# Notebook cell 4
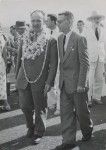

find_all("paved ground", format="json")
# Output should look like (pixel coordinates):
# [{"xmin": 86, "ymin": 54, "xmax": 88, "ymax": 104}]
[{"xmin": 0, "ymin": 91, "xmax": 106, "ymax": 150}]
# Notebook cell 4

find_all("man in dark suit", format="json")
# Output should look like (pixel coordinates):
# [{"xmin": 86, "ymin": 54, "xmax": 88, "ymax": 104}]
[
  {"xmin": 53, "ymin": 11, "xmax": 93, "ymax": 150},
  {"xmin": 16, "ymin": 10, "xmax": 58, "ymax": 141}
]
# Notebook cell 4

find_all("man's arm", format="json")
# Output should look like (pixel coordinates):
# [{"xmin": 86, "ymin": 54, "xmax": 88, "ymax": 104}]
[
  {"xmin": 15, "ymin": 40, "xmax": 23, "ymax": 79},
  {"xmin": 77, "ymin": 36, "xmax": 89, "ymax": 91},
  {"xmin": 44, "ymin": 39, "xmax": 58, "ymax": 94}
]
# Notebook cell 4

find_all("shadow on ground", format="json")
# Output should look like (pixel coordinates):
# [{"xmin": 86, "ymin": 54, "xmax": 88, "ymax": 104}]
[
  {"xmin": 78, "ymin": 129, "xmax": 106, "ymax": 150},
  {"xmin": 0, "ymin": 93, "xmax": 105, "ymax": 150},
  {"xmin": 0, "ymin": 136, "xmax": 37, "ymax": 150}
]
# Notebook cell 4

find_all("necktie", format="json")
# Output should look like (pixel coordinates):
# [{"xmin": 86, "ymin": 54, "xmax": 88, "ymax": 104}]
[
  {"xmin": 63, "ymin": 35, "xmax": 66, "ymax": 55},
  {"xmin": 95, "ymin": 27, "xmax": 99, "ymax": 40},
  {"xmin": 51, "ymin": 30, "xmax": 53, "ymax": 35}
]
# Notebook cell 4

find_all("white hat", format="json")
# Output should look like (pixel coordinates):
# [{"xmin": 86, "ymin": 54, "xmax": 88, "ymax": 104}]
[{"xmin": 87, "ymin": 11, "xmax": 105, "ymax": 22}]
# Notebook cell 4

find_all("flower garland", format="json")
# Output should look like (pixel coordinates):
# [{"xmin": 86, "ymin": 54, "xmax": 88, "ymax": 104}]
[
  {"xmin": 22, "ymin": 29, "xmax": 48, "ymax": 83},
  {"xmin": 22, "ymin": 29, "xmax": 47, "ymax": 60}
]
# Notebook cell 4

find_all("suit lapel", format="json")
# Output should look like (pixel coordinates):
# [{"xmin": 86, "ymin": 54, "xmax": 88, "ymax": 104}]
[{"xmin": 63, "ymin": 32, "xmax": 74, "ymax": 63}]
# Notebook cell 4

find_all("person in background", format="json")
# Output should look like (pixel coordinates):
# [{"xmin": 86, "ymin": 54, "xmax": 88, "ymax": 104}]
[
  {"xmin": 15, "ymin": 21, "xmax": 26, "ymax": 37},
  {"xmin": 14, "ymin": 21, "xmax": 26, "ymax": 63},
  {"xmin": 46, "ymin": 14, "xmax": 60, "ymax": 115},
  {"xmin": 46, "ymin": 14, "xmax": 59, "ymax": 39},
  {"xmin": 10, "ymin": 26, "xmax": 17, "ymax": 37},
  {"xmin": 53, "ymin": 11, "xmax": 93, "ymax": 150},
  {"xmin": 77, "ymin": 20, "xmax": 85, "ymax": 35},
  {"xmin": 7, "ymin": 22, "xmax": 26, "ymax": 71},
  {"xmin": 87, "ymin": 11, "xmax": 106, "ymax": 106},
  {"xmin": 6, "ymin": 26, "xmax": 17, "ymax": 95},
  {"xmin": 15, "ymin": 21, "xmax": 26, "ymax": 70},
  {"xmin": 6, "ymin": 23, "xmax": 25, "ymax": 95},
  {"xmin": 16, "ymin": 10, "xmax": 58, "ymax": 143},
  {"xmin": 0, "ymin": 26, "xmax": 11, "ymax": 111}
]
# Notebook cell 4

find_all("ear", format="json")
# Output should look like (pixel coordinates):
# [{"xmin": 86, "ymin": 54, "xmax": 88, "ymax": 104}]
[{"xmin": 69, "ymin": 19, "xmax": 73, "ymax": 26}]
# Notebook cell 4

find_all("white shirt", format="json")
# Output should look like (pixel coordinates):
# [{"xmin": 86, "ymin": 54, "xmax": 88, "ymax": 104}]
[
  {"xmin": 64, "ymin": 30, "xmax": 73, "ymax": 51},
  {"xmin": 86, "ymin": 25, "xmax": 106, "ymax": 62},
  {"xmin": 46, "ymin": 27, "xmax": 59, "ymax": 40},
  {"xmin": 76, "ymin": 28, "xmax": 87, "ymax": 38}
]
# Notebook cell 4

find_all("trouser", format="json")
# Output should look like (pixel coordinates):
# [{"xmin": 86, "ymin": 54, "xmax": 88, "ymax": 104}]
[
  {"xmin": 88, "ymin": 59, "xmax": 104, "ymax": 101},
  {"xmin": 60, "ymin": 85, "xmax": 93, "ymax": 144},
  {"xmin": 7, "ymin": 83, "xmax": 10, "ymax": 96},
  {"xmin": 47, "ymin": 70, "xmax": 60, "ymax": 110},
  {"xmin": 18, "ymin": 84, "xmax": 46, "ymax": 136},
  {"xmin": 54, "ymin": 71, "xmax": 60, "ymax": 111}
]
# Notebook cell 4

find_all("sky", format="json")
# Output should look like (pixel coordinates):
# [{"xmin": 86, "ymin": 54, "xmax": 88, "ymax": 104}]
[{"xmin": 0, "ymin": 0, "xmax": 106, "ymax": 27}]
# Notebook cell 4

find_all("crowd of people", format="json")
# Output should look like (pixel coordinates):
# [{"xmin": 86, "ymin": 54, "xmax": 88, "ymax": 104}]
[{"xmin": 0, "ymin": 9, "xmax": 106, "ymax": 149}]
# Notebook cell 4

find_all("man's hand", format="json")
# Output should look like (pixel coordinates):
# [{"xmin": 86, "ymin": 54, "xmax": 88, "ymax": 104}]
[
  {"xmin": 44, "ymin": 84, "xmax": 51, "ymax": 97},
  {"xmin": 77, "ymin": 86, "xmax": 85, "ymax": 93}
]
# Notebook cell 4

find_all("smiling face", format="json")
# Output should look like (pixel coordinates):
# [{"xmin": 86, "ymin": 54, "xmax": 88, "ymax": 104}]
[{"xmin": 31, "ymin": 12, "xmax": 44, "ymax": 32}]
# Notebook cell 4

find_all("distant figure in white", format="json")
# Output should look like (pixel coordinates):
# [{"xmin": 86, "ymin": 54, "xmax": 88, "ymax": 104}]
[
  {"xmin": 46, "ymin": 14, "xmax": 60, "ymax": 115},
  {"xmin": 77, "ymin": 20, "xmax": 85, "ymax": 36},
  {"xmin": 87, "ymin": 11, "xmax": 106, "ymax": 106}
]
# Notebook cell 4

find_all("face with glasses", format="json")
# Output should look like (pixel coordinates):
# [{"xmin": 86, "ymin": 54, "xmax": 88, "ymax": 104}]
[
  {"xmin": 30, "ymin": 12, "xmax": 44, "ymax": 31},
  {"xmin": 57, "ymin": 14, "xmax": 73, "ymax": 33}
]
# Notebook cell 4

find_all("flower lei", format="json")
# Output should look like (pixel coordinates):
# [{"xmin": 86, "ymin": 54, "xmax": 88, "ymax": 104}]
[
  {"xmin": 22, "ymin": 30, "xmax": 47, "ymax": 60},
  {"xmin": 22, "ymin": 29, "xmax": 48, "ymax": 83}
]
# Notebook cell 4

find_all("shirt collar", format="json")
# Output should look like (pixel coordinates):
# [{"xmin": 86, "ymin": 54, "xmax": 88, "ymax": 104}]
[{"xmin": 65, "ymin": 30, "xmax": 73, "ymax": 38}]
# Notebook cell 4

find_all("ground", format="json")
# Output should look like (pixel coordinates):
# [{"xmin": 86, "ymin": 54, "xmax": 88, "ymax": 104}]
[{"xmin": 0, "ymin": 91, "xmax": 106, "ymax": 150}]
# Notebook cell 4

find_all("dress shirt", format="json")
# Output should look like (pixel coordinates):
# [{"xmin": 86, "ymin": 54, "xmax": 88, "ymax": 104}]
[
  {"xmin": 47, "ymin": 27, "xmax": 59, "ymax": 40},
  {"xmin": 64, "ymin": 30, "xmax": 73, "ymax": 51}
]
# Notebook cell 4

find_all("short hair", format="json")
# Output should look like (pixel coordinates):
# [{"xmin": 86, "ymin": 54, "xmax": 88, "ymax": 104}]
[
  {"xmin": 58, "ymin": 11, "xmax": 74, "ymax": 21},
  {"xmin": 47, "ymin": 14, "xmax": 57, "ymax": 24},
  {"xmin": 77, "ymin": 20, "xmax": 84, "ymax": 25},
  {"xmin": 10, "ymin": 25, "xmax": 15, "ymax": 29},
  {"xmin": 30, "ymin": 10, "xmax": 45, "ymax": 19}
]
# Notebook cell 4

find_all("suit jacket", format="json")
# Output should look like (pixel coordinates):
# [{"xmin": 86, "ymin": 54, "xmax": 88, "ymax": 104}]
[
  {"xmin": 86, "ymin": 26, "xmax": 106, "ymax": 62},
  {"xmin": 16, "ymin": 38, "xmax": 58, "ymax": 90},
  {"xmin": 58, "ymin": 31, "xmax": 89, "ymax": 94}
]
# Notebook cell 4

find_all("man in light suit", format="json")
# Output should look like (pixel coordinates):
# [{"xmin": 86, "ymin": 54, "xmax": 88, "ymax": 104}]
[
  {"xmin": 87, "ymin": 11, "xmax": 106, "ymax": 106},
  {"xmin": 53, "ymin": 11, "xmax": 93, "ymax": 150},
  {"xmin": 16, "ymin": 10, "xmax": 58, "ymax": 142}
]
